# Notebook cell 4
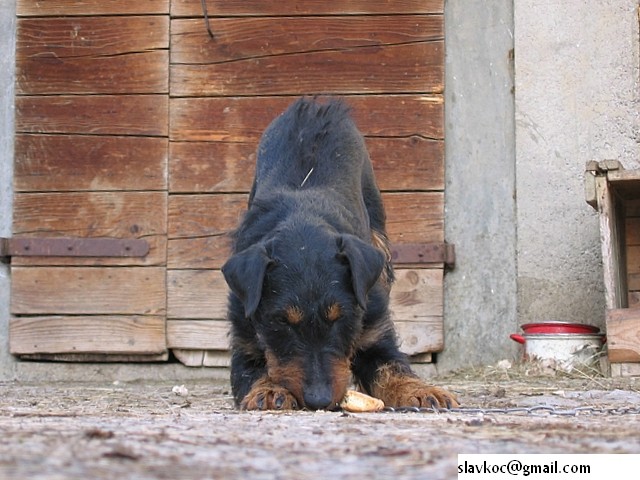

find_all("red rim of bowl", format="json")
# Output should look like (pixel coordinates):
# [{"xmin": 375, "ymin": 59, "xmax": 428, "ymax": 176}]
[{"xmin": 520, "ymin": 322, "xmax": 600, "ymax": 334}]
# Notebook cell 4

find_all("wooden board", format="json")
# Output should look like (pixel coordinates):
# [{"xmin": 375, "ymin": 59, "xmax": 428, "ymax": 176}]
[
  {"xmin": 10, "ymin": 316, "xmax": 166, "ymax": 355},
  {"xmin": 171, "ymin": 42, "xmax": 442, "ymax": 97},
  {"xmin": 168, "ymin": 137, "xmax": 443, "ymax": 193},
  {"xmin": 16, "ymin": 17, "xmax": 168, "ymax": 95},
  {"xmin": 14, "ymin": 135, "xmax": 168, "ymax": 192},
  {"xmin": 167, "ymin": 269, "xmax": 229, "ymax": 319},
  {"xmin": 172, "ymin": 0, "xmax": 444, "ymax": 16},
  {"xmin": 167, "ymin": 320, "xmax": 231, "ymax": 350},
  {"xmin": 606, "ymin": 308, "xmax": 640, "ymax": 363},
  {"xmin": 17, "ymin": 0, "xmax": 170, "ymax": 16},
  {"xmin": 167, "ymin": 193, "xmax": 442, "ymax": 269},
  {"xmin": 15, "ymin": 95, "xmax": 168, "ymax": 137},
  {"xmin": 390, "ymin": 269, "xmax": 443, "ymax": 319},
  {"xmin": 12, "ymin": 192, "xmax": 166, "ymax": 266},
  {"xmin": 595, "ymin": 176, "xmax": 627, "ymax": 309},
  {"xmin": 170, "ymin": 95, "xmax": 443, "ymax": 142},
  {"xmin": 11, "ymin": 267, "xmax": 166, "ymax": 315},
  {"xmin": 171, "ymin": 16, "xmax": 443, "ymax": 65}
]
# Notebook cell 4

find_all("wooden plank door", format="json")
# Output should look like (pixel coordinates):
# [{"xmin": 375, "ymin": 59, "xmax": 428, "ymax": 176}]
[
  {"xmin": 166, "ymin": 1, "xmax": 446, "ymax": 366},
  {"xmin": 10, "ymin": 1, "xmax": 170, "ymax": 361}
]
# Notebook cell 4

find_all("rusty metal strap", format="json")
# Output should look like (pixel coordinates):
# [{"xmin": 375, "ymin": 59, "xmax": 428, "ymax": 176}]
[
  {"xmin": 0, "ymin": 237, "xmax": 149, "ymax": 259},
  {"xmin": 391, "ymin": 243, "xmax": 455, "ymax": 268}
]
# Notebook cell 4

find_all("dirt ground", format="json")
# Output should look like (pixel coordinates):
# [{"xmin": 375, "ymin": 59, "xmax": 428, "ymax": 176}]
[{"xmin": 1, "ymin": 365, "xmax": 640, "ymax": 480}]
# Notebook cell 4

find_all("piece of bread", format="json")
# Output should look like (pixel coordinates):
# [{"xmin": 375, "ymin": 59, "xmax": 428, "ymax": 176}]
[{"xmin": 340, "ymin": 390, "xmax": 384, "ymax": 412}]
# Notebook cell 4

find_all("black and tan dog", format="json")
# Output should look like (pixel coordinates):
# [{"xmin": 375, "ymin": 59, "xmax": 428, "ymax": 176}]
[{"xmin": 222, "ymin": 97, "xmax": 458, "ymax": 410}]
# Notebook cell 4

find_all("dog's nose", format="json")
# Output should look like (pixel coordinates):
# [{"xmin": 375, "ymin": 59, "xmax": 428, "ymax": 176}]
[{"xmin": 303, "ymin": 386, "xmax": 333, "ymax": 410}]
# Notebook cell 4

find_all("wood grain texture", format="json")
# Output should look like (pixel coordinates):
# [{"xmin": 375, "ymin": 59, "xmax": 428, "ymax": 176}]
[
  {"xmin": 168, "ymin": 269, "xmax": 229, "ymax": 319},
  {"xmin": 384, "ymin": 192, "xmax": 444, "ymax": 244},
  {"xmin": 16, "ymin": 95, "xmax": 168, "ymax": 137},
  {"xmin": 167, "ymin": 320, "xmax": 230, "ymax": 350},
  {"xmin": 169, "ymin": 137, "xmax": 443, "ymax": 193},
  {"xmin": 16, "ymin": 17, "xmax": 168, "ymax": 95},
  {"xmin": 14, "ymin": 134, "xmax": 168, "ymax": 192},
  {"xmin": 170, "ymin": 95, "xmax": 443, "ymax": 142},
  {"xmin": 171, "ymin": 44, "xmax": 442, "ymax": 96},
  {"xmin": 12, "ymin": 191, "xmax": 166, "ymax": 266},
  {"xmin": 390, "ymin": 269, "xmax": 442, "ymax": 319},
  {"xmin": 606, "ymin": 308, "xmax": 640, "ymax": 363},
  {"xmin": 10, "ymin": 316, "xmax": 166, "ymax": 355},
  {"xmin": 171, "ymin": 0, "xmax": 444, "ymax": 16},
  {"xmin": 17, "ymin": 0, "xmax": 169, "ymax": 16},
  {"xmin": 11, "ymin": 267, "xmax": 166, "ymax": 315},
  {"xmin": 171, "ymin": 16, "xmax": 443, "ymax": 65}
]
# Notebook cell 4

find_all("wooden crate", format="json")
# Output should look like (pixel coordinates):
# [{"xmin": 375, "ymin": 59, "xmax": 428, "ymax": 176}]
[{"xmin": 585, "ymin": 160, "xmax": 640, "ymax": 376}]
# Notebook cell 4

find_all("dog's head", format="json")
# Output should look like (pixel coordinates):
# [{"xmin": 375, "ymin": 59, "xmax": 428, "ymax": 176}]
[{"xmin": 222, "ymin": 226, "xmax": 385, "ymax": 410}]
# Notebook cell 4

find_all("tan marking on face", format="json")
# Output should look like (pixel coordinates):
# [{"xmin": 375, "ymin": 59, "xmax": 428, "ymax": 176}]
[
  {"xmin": 326, "ymin": 303, "xmax": 341, "ymax": 322},
  {"xmin": 285, "ymin": 305, "xmax": 304, "ymax": 324},
  {"xmin": 330, "ymin": 357, "xmax": 353, "ymax": 406}
]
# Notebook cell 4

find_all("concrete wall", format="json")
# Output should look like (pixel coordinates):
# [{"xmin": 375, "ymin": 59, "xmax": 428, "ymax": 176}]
[
  {"xmin": 440, "ymin": 1, "xmax": 518, "ymax": 370},
  {"xmin": 0, "ymin": 0, "xmax": 16, "ymax": 381},
  {"xmin": 513, "ymin": 0, "xmax": 640, "ymax": 335},
  {"xmin": 1, "ymin": 0, "xmax": 639, "ymax": 379}
]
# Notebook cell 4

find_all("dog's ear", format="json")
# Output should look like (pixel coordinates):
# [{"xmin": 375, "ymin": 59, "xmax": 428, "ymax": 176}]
[
  {"xmin": 337, "ymin": 234, "xmax": 385, "ymax": 309},
  {"xmin": 222, "ymin": 244, "xmax": 272, "ymax": 318}
]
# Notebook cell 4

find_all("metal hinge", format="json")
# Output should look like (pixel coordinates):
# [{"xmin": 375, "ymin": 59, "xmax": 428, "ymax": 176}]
[
  {"xmin": 391, "ymin": 243, "xmax": 455, "ymax": 268},
  {"xmin": 0, "ymin": 237, "xmax": 149, "ymax": 263}
]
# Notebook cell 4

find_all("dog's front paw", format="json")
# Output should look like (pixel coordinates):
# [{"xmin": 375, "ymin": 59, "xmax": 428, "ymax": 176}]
[
  {"xmin": 374, "ymin": 373, "xmax": 459, "ymax": 409},
  {"xmin": 394, "ymin": 382, "xmax": 459, "ymax": 409},
  {"xmin": 240, "ymin": 382, "xmax": 300, "ymax": 411}
]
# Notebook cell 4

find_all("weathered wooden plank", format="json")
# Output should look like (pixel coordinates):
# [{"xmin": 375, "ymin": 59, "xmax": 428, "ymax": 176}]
[
  {"xmin": 170, "ymin": 95, "xmax": 443, "ymax": 142},
  {"xmin": 17, "ymin": 17, "xmax": 168, "ymax": 94},
  {"xmin": 595, "ymin": 176, "xmax": 627, "ymax": 309},
  {"xmin": 168, "ymin": 269, "xmax": 229, "ymax": 319},
  {"xmin": 17, "ymin": 17, "xmax": 168, "ymax": 58},
  {"xmin": 15, "ymin": 352, "xmax": 169, "ymax": 362},
  {"xmin": 626, "ymin": 217, "xmax": 640, "ymax": 246},
  {"xmin": 17, "ymin": 0, "xmax": 169, "ymax": 16},
  {"xmin": 18, "ymin": 51, "xmax": 168, "ymax": 95},
  {"xmin": 169, "ymin": 138, "xmax": 443, "ymax": 193},
  {"xmin": 395, "ymin": 320, "xmax": 443, "ymax": 354},
  {"xmin": 178, "ymin": 51, "xmax": 440, "ymax": 95},
  {"xmin": 390, "ymin": 269, "xmax": 442, "ymax": 319},
  {"xmin": 12, "ymin": 191, "xmax": 166, "ymax": 266},
  {"xmin": 168, "ymin": 194, "xmax": 247, "ymax": 239},
  {"xmin": 172, "ymin": 349, "xmax": 205, "ymax": 367},
  {"xmin": 610, "ymin": 362, "xmax": 640, "ymax": 377},
  {"xmin": 167, "ymin": 320, "xmax": 230, "ymax": 350},
  {"xmin": 11, "ymin": 267, "xmax": 166, "ymax": 315},
  {"xmin": 384, "ymin": 192, "xmax": 443, "ymax": 244},
  {"xmin": 15, "ymin": 134, "xmax": 168, "ymax": 192},
  {"xmin": 171, "ymin": 43, "xmax": 442, "ymax": 97},
  {"xmin": 171, "ymin": 16, "xmax": 443, "ymax": 65},
  {"xmin": 606, "ymin": 308, "xmax": 640, "ymax": 363},
  {"xmin": 9, "ymin": 316, "xmax": 166, "ymax": 355},
  {"xmin": 167, "ymin": 193, "xmax": 442, "ymax": 269},
  {"xmin": 168, "ymin": 237, "xmax": 232, "ymax": 270},
  {"xmin": 172, "ymin": 0, "xmax": 444, "ymax": 16},
  {"xmin": 16, "ymin": 95, "xmax": 168, "ymax": 137},
  {"xmin": 169, "ymin": 142, "xmax": 256, "ymax": 193}
]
